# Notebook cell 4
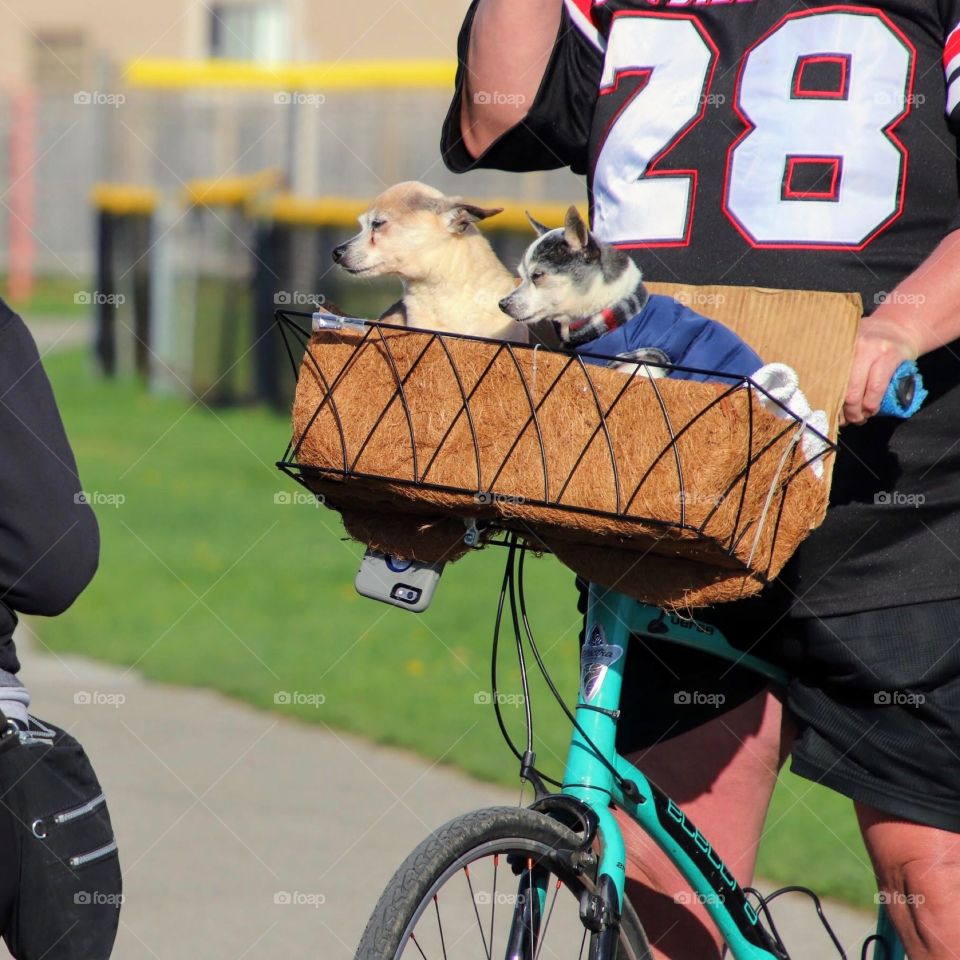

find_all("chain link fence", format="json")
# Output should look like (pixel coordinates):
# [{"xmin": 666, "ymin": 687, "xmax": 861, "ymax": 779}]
[{"xmin": 1, "ymin": 83, "xmax": 582, "ymax": 280}]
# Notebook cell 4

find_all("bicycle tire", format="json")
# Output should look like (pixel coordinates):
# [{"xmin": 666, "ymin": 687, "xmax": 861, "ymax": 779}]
[{"xmin": 354, "ymin": 805, "xmax": 652, "ymax": 960}]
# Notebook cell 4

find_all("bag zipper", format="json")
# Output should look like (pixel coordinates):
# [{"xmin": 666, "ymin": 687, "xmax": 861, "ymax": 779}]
[
  {"xmin": 17, "ymin": 716, "xmax": 56, "ymax": 746},
  {"xmin": 55, "ymin": 792, "xmax": 106, "ymax": 825},
  {"xmin": 69, "ymin": 839, "xmax": 118, "ymax": 868},
  {"xmin": 33, "ymin": 793, "xmax": 108, "ymax": 838}
]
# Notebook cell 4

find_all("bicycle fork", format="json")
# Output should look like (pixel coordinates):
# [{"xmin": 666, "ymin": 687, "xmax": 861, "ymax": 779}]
[
  {"xmin": 501, "ymin": 861, "xmax": 619, "ymax": 960},
  {"xmin": 503, "ymin": 862, "xmax": 546, "ymax": 959}
]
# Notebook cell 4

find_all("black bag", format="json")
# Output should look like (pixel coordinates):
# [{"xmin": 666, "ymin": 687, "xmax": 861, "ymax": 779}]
[{"xmin": 0, "ymin": 715, "xmax": 122, "ymax": 959}]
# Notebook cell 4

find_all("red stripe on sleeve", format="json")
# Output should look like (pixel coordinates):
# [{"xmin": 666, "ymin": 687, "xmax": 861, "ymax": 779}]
[
  {"xmin": 568, "ymin": 0, "xmax": 598, "ymax": 28},
  {"xmin": 944, "ymin": 27, "xmax": 960, "ymax": 70}
]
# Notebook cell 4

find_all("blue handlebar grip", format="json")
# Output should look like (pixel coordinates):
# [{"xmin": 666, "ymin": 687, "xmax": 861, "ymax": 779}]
[{"xmin": 878, "ymin": 360, "xmax": 927, "ymax": 418}]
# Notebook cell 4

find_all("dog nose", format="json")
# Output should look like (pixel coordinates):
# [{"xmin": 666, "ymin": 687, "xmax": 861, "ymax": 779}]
[
  {"xmin": 498, "ymin": 296, "xmax": 511, "ymax": 313},
  {"xmin": 331, "ymin": 244, "xmax": 345, "ymax": 264}
]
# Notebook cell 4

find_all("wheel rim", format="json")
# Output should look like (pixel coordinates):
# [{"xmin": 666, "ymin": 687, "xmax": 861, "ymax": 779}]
[{"xmin": 394, "ymin": 836, "xmax": 621, "ymax": 960}]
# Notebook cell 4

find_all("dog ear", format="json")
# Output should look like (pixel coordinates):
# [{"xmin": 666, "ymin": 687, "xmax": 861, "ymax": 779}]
[
  {"xmin": 563, "ymin": 205, "xmax": 590, "ymax": 251},
  {"xmin": 444, "ymin": 203, "xmax": 504, "ymax": 234},
  {"xmin": 525, "ymin": 211, "xmax": 551, "ymax": 236}
]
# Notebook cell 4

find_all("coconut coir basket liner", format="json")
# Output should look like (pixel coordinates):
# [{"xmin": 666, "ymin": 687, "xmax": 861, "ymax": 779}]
[{"xmin": 285, "ymin": 315, "xmax": 832, "ymax": 609}]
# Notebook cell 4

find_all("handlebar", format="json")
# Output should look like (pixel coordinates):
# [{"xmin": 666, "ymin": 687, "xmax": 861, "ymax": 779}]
[{"xmin": 879, "ymin": 360, "xmax": 926, "ymax": 418}]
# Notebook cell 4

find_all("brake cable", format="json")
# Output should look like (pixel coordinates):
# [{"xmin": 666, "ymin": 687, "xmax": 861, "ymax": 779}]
[{"xmin": 491, "ymin": 534, "xmax": 639, "ymax": 799}]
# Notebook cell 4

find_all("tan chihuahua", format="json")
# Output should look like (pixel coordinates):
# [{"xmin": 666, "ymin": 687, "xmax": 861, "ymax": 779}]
[{"xmin": 331, "ymin": 182, "xmax": 527, "ymax": 343}]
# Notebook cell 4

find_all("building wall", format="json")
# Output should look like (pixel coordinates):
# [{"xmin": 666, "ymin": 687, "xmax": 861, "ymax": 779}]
[
  {"xmin": 301, "ymin": 3, "xmax": 470, "ymax": 62},
  {"xmin": 0, "ymin": 1, "xmax": 472, "ymax": 92},
  {"xmin": 0, "ymin": 0, "xmax": 579, "ymax": 278},
  {"xmin": 0, "ymin": 3, "xmax": 190, "ymax": 91}
]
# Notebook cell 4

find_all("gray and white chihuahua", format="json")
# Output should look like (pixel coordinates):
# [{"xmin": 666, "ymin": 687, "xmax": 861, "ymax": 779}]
[{"xmin": 499, "ymin": 206, "xmax": 667, "ymax": 372}]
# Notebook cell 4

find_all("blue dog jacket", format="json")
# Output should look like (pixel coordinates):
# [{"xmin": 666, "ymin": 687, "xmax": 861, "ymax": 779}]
[{"xmin": 573, "ymin": 293, "xmax": 763, "ymax": 382}]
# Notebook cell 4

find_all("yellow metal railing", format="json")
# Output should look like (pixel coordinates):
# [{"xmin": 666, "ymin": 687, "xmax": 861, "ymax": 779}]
[
  {"xmin": 261, "ymin": 194, "xmax": 581, "ymax": 232},
  {"xmin": 123, "ymin": 58, "xmax": 457, "ymax": 91},
  {"xmin": 182, "ymin": 169, "xmax": 284, "ymax": 208},
  {"xmin": 91, "ymin": 184, "xmax": 160, "ymax": 216},
  {"xmin": 91, "ymin": 179, "xmax": 583, "ymax": 235}
]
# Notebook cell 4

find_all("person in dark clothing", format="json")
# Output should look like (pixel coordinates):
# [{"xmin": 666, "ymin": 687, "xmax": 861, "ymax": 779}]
[
  {"xmin": 0, "ymin": 300, "xmax": 100, "ymax": 722},
  {"xmin": 0, "ymin": 299, "xmax": 121, "ymax": 959}
]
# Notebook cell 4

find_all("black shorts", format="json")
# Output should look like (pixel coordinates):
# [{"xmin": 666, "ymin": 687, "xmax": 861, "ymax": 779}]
[{"xmin": 584, "ymin": 581, "xmax": 960, "ymax": 833}]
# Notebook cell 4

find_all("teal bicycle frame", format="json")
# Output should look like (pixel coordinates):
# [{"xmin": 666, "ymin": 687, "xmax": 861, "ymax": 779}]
[{"xmin": 555, "ymin": 581, "xmax": 905, "ymax": 960}]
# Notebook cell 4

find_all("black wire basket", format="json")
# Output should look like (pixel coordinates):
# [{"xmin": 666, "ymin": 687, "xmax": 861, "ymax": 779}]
[{"xmin": 275, "ymin": 309, "xmax": 834, "ymax": 608}]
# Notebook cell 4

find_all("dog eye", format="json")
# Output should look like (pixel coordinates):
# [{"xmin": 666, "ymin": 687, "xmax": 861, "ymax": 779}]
[
  {"xmin": 370, "ymin": 218, "xmax": 387, "ymax": 231},
  {"xmin": 530, "ymin": 270, "xmax": 545, "ymax": 284}
]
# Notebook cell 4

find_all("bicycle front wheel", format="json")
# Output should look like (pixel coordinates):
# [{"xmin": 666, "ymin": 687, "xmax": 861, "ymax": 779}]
[{"xmin": 355, "ymin": 805, "xmax": 651, "ymax": 960}]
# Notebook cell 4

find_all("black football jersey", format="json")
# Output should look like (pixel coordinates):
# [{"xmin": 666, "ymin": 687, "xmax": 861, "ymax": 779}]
[{"xmin": 442, "ymin": 0, "xmax": 960, "ymax": 616}]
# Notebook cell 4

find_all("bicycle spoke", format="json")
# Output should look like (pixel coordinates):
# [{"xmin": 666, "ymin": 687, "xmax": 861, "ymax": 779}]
[
  {"xmin": 579, "ymin": 926, "xmax": 587, "ymax": 960},
  {"xmin": 534, "ymin": 879, "xmax": 563, "ymax": 960},
  {"xmin": 490, "ymin": 853, "xmax": 499, "ymax": 960},
  {"xmin": 408, "ymin": 932, "xmax": 429, "ymax": 960},
  {"xmin": 433, "ymin": 895, "xmax": 448, "ymax": 960},
  {"xmin": 462, "ymin": 865, "xmax": 491, "ymax": 959}
]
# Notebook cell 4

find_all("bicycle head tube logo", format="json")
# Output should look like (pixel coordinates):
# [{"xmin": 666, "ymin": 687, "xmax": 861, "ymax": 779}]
[
  {"xmin": 581, "ymin": 662, "xmax": 607, "ymax": 703},
  {"xmin": 580, "ymin": 623, "xmax": 623, "ymax": 703}
]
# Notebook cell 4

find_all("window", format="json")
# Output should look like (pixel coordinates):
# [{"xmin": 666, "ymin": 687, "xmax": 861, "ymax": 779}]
[{"xmin": 209, "ymin": 3, "xmax": 290, "ymax": 62}]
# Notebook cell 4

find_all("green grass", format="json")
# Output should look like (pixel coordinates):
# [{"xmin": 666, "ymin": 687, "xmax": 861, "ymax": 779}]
[
  {"xmin": 2, "ymin": 275, "xmax": 91, "ymax": 317},
  {"xmin": 37, "ymin": 349, "xmax": 875, "ymax": 908},
  {"xmin": 762, "ymin": 778, "xmax": 874, "ymax": 907},
  {"xmin": 188, "ymin": 277, "xmax": 257, "ymax": 403}
]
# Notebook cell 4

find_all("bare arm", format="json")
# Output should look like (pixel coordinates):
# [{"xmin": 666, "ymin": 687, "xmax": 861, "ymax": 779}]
[
  {"xmin": 460, "ymin": 0, "xmax": 564, "ymax": 159},
  {"xmin": 844, "ymin": 230, "xmax": 960, "ymax": 423}
]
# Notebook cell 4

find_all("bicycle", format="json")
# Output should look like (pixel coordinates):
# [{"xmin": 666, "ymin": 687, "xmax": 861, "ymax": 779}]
[
  {"xmin": 274, "ymin": 307, "xmax": 920, "ymax": 960},
  {"xmin": 353, "ymin": 543, "xmax": 906, "ymax": 960}
]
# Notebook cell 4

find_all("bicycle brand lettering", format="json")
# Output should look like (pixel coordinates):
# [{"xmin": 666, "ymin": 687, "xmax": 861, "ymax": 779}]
[
  {"xmin": 667, "ymin": 612, "xmax": 715, "ymax": 635},
  {"xmin": 664, "ymin": 798, "xmax": 760, "ymax": 926}
]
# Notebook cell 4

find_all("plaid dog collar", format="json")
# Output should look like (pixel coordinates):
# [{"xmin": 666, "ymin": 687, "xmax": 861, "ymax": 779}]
[{"xmin": 562, "ymin": 281, "xmax": 649, "ymax": 348}]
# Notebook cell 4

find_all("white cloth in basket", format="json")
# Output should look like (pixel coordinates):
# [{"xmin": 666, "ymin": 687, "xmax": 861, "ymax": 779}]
[{"xmin": 751, "ymin": 363, "xmax": 830, "ymax": 479}]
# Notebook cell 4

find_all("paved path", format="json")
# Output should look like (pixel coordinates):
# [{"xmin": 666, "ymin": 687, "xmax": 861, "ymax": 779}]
[
  {"xmin": 4, "ymin": 624, "xmax": 874, "ymax": 960},
  {"xmin": 27, "ymin": 315, "xmax": 92, "ymax": 354}
]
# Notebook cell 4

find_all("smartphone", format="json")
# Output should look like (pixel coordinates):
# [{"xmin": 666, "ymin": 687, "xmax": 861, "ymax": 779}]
[{"xmin": 355, "ymin": 549, "xmax": 444, "ymax": 613}]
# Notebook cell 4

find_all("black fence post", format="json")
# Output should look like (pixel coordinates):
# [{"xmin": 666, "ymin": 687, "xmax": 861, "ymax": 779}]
[
  {"xmin": 94, "ymin": 210, "xmax": 115, "ymax": 376},
  {"xmin": 253, "ymin": 220, "xmax": 292, "ymax": 410},
  {"xmin": 132, "ymin": 214, "xmax": 152, "ymax": 378}
]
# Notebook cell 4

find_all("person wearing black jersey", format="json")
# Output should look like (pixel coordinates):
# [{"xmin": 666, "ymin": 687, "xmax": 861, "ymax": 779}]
[{"xmin": 443, "ymin": 2, "xmax": 960, "ymax": 957}]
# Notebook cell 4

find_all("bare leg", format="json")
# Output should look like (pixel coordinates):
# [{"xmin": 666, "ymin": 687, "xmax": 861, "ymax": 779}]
[
  {"xmin": 857, "ymin": 804, "xmax": 960, "ymax": 960},
  {"xmin": 615, "ymin": 689, "xmax": 793, "ymax": 960}
]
